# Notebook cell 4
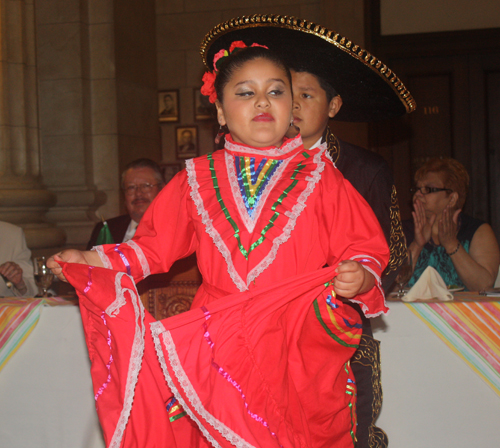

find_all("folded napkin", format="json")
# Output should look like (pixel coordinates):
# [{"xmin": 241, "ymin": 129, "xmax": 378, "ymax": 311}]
[{"xmin": 402, "ymin": 266, "xmax": 454, "ymax": 302}]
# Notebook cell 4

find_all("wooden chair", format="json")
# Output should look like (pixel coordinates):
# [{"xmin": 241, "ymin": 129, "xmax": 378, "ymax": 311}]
[{"xmin": 138, "ymin": 254, "xmax": 201, "ymax": 320}]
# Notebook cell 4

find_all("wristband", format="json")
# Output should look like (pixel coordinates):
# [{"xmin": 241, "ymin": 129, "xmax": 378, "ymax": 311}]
[{"xmin": 446, "ymin": 242, "xmax": 461, "ymax": 256}]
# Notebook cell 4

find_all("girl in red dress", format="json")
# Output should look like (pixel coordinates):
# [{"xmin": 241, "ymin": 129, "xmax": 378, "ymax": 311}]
[{"xmin": 49, "ymin": 43, "xmax": 389, "ymax": 448}]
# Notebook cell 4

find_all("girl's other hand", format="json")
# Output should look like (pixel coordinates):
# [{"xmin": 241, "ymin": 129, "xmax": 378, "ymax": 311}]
[{"xmin": 333, "ymin": 260, "xmax": 373, "ymax": 299}]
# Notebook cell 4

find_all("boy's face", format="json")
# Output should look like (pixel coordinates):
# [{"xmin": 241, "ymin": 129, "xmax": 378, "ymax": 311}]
[{"xmin": 291, "ymin": 71, "xmax": 342, "ymax": 149}]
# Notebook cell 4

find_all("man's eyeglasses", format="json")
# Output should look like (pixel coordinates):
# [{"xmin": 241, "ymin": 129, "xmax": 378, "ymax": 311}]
[
  {"xmin": 410, "ymin": 186, "xmax": 453, "ymax": 195},
  {"xmin": 123, "ymin": 183, "xmax": 161, "ymax": 196}
]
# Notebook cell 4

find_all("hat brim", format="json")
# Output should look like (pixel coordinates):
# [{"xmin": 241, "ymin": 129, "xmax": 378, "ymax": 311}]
[{"xmin": 201, "ymin": 15, "xmax": 416, "ymax": 122}]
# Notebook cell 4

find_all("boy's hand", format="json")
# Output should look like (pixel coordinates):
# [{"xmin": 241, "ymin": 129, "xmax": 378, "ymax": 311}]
[{"xmin": 333, "ymin": 260, "xmax": 374, "ymax": 299}]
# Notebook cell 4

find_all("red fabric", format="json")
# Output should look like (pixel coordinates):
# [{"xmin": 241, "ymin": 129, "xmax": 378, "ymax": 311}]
[
  {"xmin": 76, "ymin": 136, "xmax": 390, "ymax": 447},
  {"xmin": 66, "ymin": 262, "xmax": 361, "ymax": 448},
  {"xmin": 99, "ymin": 137, "xmax": 389, "ymax": 316}
]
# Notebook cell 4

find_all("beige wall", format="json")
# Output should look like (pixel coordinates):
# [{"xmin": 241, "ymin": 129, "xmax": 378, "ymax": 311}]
[
  {"xmin": 32, "ymin": 0, "xmax": 159, "ymax": 250},
  {"xmin": 381, "ymin": 0, "xmax": 500, "ymax": 35},
  {"xmin": 155, "ymin": 0, "xmax": 372, "ymax": 158},
  {"xmin": 6, "ymin": 0, "xmax": 495, "ymax": 253}
]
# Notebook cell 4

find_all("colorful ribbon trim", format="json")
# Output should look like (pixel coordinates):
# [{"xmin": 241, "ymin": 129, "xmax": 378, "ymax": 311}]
[
  {"xmin": 114, "ymin": 244, "xmax": 131, "ymax": 276},
  {"xmin": 235, "ymin": 156, "xmax": 282, "ymax": 217},
  {"xmin": 208, "ymin": 153, "xmax": 304, "ymax": 260}
]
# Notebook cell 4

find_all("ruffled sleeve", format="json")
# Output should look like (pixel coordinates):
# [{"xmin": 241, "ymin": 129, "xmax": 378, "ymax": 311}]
[{"xmin": 320, "ymin": 159, "xmax": 390, "ymax": 317}]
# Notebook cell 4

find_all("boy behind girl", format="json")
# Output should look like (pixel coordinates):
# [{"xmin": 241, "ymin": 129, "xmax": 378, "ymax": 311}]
[{"xmin": 290, "ymin": 65, "xmax": 404, "ymax": 448}]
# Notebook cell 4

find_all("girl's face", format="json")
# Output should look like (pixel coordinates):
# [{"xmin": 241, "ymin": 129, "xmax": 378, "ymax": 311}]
[{"xmin": 215, "ymin": 58, "xmax": 293, "ymax": 148}]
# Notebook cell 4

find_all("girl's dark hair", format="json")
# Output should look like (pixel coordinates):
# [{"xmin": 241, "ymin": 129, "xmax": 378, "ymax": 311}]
[{"xmin": 214, "ymin": 46, "xmax": 292, "ymax": 103}]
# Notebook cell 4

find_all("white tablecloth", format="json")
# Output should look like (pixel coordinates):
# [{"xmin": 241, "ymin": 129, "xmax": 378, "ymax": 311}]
[
  {"xmin": 3, "ymin": 300, "xmax": 499, "ymax": 447},
  {"xmin": 0, "ymin": 305, "xmax": 105, "ymax": 448},
  {"xmin": 373, "ymin": 301, "xmax": 500, "ymax": 447}
]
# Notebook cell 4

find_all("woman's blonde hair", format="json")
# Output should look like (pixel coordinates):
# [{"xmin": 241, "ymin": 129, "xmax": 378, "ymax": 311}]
[{"xmin": 415, "ymin": 157, "xmax": 469, "ymax": 209}]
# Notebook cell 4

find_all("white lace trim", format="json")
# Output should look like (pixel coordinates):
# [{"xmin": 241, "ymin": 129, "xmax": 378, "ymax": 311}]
[
  {"xmin": 105, "ymin": 272, "xmax": 127, "ymax": 317},
  {"xmin": 122, "ymin": 240, "xmax": 150, "ymax": 279},
  {"xmin": 348, "ymin": 254, "xmax": 388, "ymax": 317},
  {"xmin": 225, "ymin": 150, "xmax": 291, "ymax": 233},
  {"xmin": 225, "ymin": 135, "xmax": 302, "ymax": 158},
  {"xmin": 151, "ymin": 322, "xmax": 256, "ymax": 448},
  {"xmin": 246, "ymin": 148, "xmax": 325, "ymax": 286},
  {"xmin": 108, "ymin": 273, "xmax": 145, "ymax": 448},
  {"xmin": 349, "ymin": 293, "xmax": 388, "ymax": 318},
  {"xmin": 94, "ymin": 246, "xmax": 112, "ymax": 269},
  {"xmin": 186, "ymin": 158, "xmax": 247, "ymax": 292}
]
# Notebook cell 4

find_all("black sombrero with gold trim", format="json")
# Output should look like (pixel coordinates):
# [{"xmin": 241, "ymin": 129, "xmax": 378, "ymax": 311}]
[{"xmin": 200, "ymin": 14, "xmax": 416, "ymax": 122}]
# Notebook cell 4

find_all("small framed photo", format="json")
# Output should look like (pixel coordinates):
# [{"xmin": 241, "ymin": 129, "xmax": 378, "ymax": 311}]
[
  {"xmin": 194, "ymin": 88, "xmax": 216, "ymax": 120},
  {"xmin": 158, "ymin": 90, "xmax": 179, "ymax": 122},
  {"xmin": 176, "ymin": 126, "xmax": 198, "ymax": 159},
  {"xmin": 160, "ymin": 162, "xmax": 182, "ymax": 184}
]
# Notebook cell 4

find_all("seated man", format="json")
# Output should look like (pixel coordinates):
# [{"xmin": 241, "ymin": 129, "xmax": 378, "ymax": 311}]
[
  {"xmin": 87, "ymin": 158, "xmax": 164, "ymax": 249},
  {"xmin": 0, "ymin": 221, "xmax": 38, "ymax": 297}
]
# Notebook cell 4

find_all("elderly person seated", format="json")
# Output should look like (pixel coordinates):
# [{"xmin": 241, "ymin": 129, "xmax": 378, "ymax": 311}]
[
  {"xmin": 404, "ymin": 157, "xmax": 499, "ymax": 291},
  {"xmin": 0, "ymin": 221, "xmax": 38, "ymax": 297}
]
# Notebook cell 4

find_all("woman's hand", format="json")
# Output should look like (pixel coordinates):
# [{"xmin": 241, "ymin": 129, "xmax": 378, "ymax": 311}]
[
  {"xmin": 412, "ymin": 200, "xmax": 435, "ymax": 248},
  {"xmin": 47, "ymin": 249, "xmax": 102, "ymax": 282},
  {"xmin": 438, "ymin": 205, "xmax": 460, "ymax": 253},
  {"xmin": 333, "ymin": 260, "xmax": 375, "ymax": 298}
]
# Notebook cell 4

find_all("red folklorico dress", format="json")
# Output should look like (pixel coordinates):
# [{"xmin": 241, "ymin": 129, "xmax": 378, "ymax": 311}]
[{"xmin": 65, "ymin": 134, "xmax": 389, "ymax": 448}]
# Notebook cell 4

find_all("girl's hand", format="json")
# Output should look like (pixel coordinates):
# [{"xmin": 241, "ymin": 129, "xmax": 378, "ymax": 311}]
[
  {"xmin": 333, "ymin": 260, "xmax": 373, "ymax": 299},
  {"xmin": 438, "ymin": 206, "xmax": 460, "ymax": 253},
  {"xmin": 412, "ymin": 200, "xmax": 435, "ymax": 248},
  {"xmin": 47, "ymin": 249, "xmax": 89, "ymax": 282}
]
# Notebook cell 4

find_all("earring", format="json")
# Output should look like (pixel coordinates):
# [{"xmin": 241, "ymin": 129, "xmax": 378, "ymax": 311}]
[
  {"xmin": 286, "ymin": 118, "xmax": 300, "ymax": 139},
  {"xmin": 215, "ymin": 125, "xmax": 225, "ymax": 144}
]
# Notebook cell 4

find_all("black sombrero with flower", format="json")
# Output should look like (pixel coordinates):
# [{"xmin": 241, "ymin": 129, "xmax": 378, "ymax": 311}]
[{"xmin": 200, "ymin": 14, "xmax": 416, "ymax": 122}]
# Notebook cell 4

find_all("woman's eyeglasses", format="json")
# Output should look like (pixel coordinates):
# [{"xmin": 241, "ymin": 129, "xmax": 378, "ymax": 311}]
[
  {"xmin": 123, "ymin": 183, "xmax": 160, "ymax": 196},
  {"xmin": 410, "ymin": 186, "xmax": 453, "ymax": 195}
]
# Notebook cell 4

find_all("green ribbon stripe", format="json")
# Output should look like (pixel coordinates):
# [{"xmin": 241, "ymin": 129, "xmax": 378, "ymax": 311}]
[
  {"xmin": 207, "ymin": 153, "xmax": 304, "ymax": 260},
  {"xmin": 312, "ymin": 299, "xmax": 359, "ymax": 348}
]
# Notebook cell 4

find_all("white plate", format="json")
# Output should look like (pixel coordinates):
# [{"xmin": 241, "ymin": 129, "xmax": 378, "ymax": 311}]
[{"xmin": 447, "ymin": 286, "xmax": 464, "ymax": 292}]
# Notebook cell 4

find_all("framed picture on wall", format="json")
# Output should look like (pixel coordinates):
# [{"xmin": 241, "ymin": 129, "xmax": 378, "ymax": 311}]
[
  {"xmin": 160, "ymin": 162, "xmax": 182, "ymax": 184},
  {"xmin": 194, "ymin": 88, "xmax": 216, "ymax": 120},
  {"xmin": 175, "ymin": 126, "xmax": 198, "ymax": 159},
  {"xmin": 158, "ymin": 90, "xmax": 179, "ymax": 122}
]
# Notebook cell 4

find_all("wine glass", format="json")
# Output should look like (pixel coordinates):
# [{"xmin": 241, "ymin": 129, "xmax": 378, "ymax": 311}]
[
  {"xmin": 394, "ymin": 252, "xmax": 413, "ymax": 298},
  {"xmin": 33, "ymin": 256, "xmax": 54, "ymax": 297}
]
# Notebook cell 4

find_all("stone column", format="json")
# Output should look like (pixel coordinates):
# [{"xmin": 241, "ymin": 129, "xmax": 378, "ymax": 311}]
[
  {"xmin": 0, "ymin": 0, "xmax": 65, "ymax": 250},
  {"xmin": 35, "ymin": 0, "xmax": 117, "ymax": 250}
]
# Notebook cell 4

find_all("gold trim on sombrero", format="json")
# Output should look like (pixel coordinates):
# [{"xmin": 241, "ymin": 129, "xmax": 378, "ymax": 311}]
[{"xmin": 200, "ymin": 14, "xmax": 416, "ymax": 115}]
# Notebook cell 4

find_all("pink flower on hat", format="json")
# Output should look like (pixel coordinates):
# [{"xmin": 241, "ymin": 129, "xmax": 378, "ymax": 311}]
[{"xmin": 201, "ymin": 40, "xmax": 269, "ymax": 104}]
